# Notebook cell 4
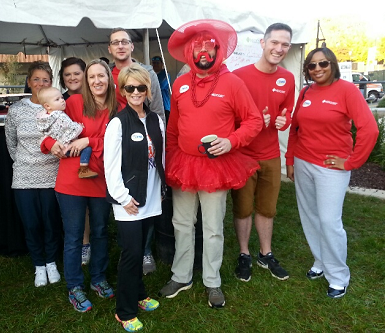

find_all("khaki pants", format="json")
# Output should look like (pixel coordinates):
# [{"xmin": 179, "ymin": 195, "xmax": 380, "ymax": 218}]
[{"xmin": 171, "ymin": 188, "xmax": 227, "ymax": 287}]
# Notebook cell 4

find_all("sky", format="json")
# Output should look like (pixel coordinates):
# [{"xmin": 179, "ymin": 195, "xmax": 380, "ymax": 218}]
[
  {"xmin": 220, "ymin": 0, "xmax": 385, "ymax": 38},
  {"xmin": 268, "ymin": 0, "xmax": 385, "ymax": 38}
]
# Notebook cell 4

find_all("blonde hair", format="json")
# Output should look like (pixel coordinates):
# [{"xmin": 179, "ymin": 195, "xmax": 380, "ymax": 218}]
[
  {"xmin": 118, "ymin": 63, "xmax": 152, "ymax": 101},
  {"xmin": 82, "ymin": 59, "xmax": 118, "ymax": 119},
  {"xmin": 37, "ymin": 87, "xmax": 61, "ymax": 105}
]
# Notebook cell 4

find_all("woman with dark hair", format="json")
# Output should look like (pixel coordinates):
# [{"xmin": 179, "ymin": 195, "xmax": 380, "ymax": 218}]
[
  {"xmin": 286, "ymin": 47, "xmax": 378, "ymax": 298},
  {"xmin": 42, "ymin": 59, "xmax": 118, "ymax": 312},
  {"xmin": 59, "ymin": 57, "xmax": 86, "ymax": 100},
  {"xmin": 105, "ymin": 62, "xmax": 164, "ymax": 332},
  {"xmin": 59, "ymin": 56, "xmax": 91, "ymax": 266},
  {"xmin": 5, "ymin": 61, "xmax": 62, "ymax": 288}
]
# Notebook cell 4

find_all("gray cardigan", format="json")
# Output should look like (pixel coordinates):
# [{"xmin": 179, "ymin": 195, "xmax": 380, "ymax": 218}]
[{"xmin": 5, "ymin": 98, "xmax": 59, "ymax": 189}]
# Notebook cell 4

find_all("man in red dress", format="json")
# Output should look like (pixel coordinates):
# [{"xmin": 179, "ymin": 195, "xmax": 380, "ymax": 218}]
[{"xmin": 158, "ymin": 19, "xmax": 263, "ymax": 308}]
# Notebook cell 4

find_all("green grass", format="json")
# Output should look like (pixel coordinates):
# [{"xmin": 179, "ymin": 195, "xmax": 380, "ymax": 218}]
[{"xmin": 1, "ymin": 182, "xmax": 385, "ymax": 332}]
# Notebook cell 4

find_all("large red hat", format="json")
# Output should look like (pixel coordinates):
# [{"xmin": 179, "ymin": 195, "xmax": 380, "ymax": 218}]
[{"xmin": 168, "ymin": 19, "xmax": 237, "ymax": 63}]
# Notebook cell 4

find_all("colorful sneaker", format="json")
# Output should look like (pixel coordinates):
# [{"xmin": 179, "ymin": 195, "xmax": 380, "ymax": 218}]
[
  {"xmin": 206, "ymin": 287, "xmax": 225, "ymax": 309},
  {"xmin": 68, "ymin": 286, "xmax": 92, "ymax": 312},
  {"xmin": 115, "ymin": 314, "xmax": 143, "ymax": 332},
  {"xmin": 257, "ymin": 252, "xmax": 289, "ymax": 281},
  {"xmin": 34, "ymin": 265, "xmax": 47, "ymax": 287},
  {"xmin": 235, "ymin": 253, "xmax": 252, "ymax": 282},
  {"xmin": 143, "ymin": 254, "xmax": 156, "ymax": 275},
  {"xmin": 158, "ymin": 279, "xmax": 193, "ymax": 298},
  {"xmin": 46, "ymin": 262, "xmax": 61, "ymax": 284},
  {"xmin": 81, "ymin": 243, "xmax": 91, "ymax": 266},
  {"xmin": 91, "ymin": 280, "xmax": 114, "ymax": 299},
  {"xmin": 138, "ymin": 297, "xmax": 159, "ymax": 311}
]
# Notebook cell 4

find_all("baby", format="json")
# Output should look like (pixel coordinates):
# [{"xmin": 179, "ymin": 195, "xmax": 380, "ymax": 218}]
[{"xmin": 36, "ymin": 87, "xmax": 98, "ymax": 179}]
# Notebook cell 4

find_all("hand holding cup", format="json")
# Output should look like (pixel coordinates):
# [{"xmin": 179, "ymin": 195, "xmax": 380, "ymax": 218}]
[{"xmin": 198, "ymin": 134, "xmax": 231, "ymax": 158}]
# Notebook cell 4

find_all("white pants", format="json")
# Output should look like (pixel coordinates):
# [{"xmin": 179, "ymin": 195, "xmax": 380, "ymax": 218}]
[
  {"xmin": 171, "ymin": 188, "xmax": 227, "ymax": 287},
  {"xmin": 294, "ymin": 157, "xmax": 351, "ymax": 287}
]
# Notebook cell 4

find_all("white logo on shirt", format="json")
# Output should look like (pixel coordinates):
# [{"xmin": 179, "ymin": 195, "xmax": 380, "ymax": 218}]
[
  {"xmin": 272, "ymin": 88, "xmax": 285, "ymax": 94},
  {"xmin": 303, "ymin": 100, "xmax": 311, "ymax": 107},
  {"xmin": 276, "ymin": 78, "xmax": 286, "ymax": 86},
  {"xmin": 131, "ymin": 133, "xmax": 144, "ymax": 141},
  {"xmin": 211, "ymin": 93, "xmax": 225, "ymax": 98},
  {"xmin": 322, "ymin": 100, "xmax": 338, "ymax": 105},
  {"xmin": 180, "ymin": 85, "xmax": 189, "ymax": 93}
]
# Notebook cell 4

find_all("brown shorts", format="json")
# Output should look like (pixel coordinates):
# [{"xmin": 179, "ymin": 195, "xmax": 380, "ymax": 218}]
[{"xmin": 231, "ymin": 157, "xmax": 281, "ymax": 219}]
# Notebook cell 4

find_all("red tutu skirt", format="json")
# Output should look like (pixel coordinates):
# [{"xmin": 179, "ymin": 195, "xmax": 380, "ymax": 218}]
[{"xmin": 166, "ymin": 147, "xmax": 260, "ymax": 193}]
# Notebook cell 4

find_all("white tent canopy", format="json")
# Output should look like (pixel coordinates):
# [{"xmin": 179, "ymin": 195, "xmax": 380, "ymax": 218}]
[
  {"xmin": 1, "ymin": 0, "xmax": 311, "ymax": 79},
  {"xmin": 1, "ymin": 0, "xmax": 310, "ymax": 51},
  {"xmin": 1, "ymin": 0, "xmax": 312, "ymax": 170}
]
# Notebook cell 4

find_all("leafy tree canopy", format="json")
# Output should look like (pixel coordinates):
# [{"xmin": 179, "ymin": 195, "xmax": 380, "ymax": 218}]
[{"xmin": 305, "ymin": 16, "xmax": 384, "ymax": 64}]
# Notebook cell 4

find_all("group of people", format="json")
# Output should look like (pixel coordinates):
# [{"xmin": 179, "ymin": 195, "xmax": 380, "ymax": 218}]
[{"xmin": 4, "ymin": 18, "xmax": 379, "ymax": 333}]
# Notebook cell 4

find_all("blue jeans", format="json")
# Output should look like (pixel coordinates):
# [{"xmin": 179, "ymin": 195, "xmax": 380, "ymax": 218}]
[
  {"xmin": 65, "ymin": 146, "xmax": 92, "ymax": 164},
  {"xmin": 56, "ymin": 192, "xmax": 111, "ymax": 290},
  {"xmin": 14, "ymin": 188, "xmax": 62, "ymax": 266}
]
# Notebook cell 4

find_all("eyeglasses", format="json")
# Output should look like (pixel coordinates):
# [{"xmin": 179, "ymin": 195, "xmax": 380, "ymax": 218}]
[
  {"xmin": 110, "ymin": 39, "xmax": 132, "ymax": 46},
  {"xmin": 307, "ymin": 61, "xmax": 331, "ymax": 71},
  {"xmin": 124, "ymin": 85, "xmax": 147, "ymax": 93},
  {"xmin": 193, "ymin": 39, "xmax": 216, "ymax": 52},
  {"xmin": 32, "ymin": 78, "xmax": 51, "ymax": 84}
]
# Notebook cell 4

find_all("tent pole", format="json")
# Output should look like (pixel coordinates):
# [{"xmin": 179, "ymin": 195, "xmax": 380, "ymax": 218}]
[
  {"xmin": 143, "ymin": 29, "xmax": 150, "ymax": 65},
  {"xmin": 155, "ymin": 28, "xmax": 172, "ymax": 95},
  {"xmin": 299, "ymin": 43, "xmax": 305, "ymax": 91}
]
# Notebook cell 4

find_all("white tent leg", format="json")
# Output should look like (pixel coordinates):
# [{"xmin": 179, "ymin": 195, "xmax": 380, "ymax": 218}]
[
  {"xmin": 48, "ymin": 47, "xmax": 63, "ymax": 90},
  {"xmin": 143, "ymin": 29, "xmax": 150, "ymax": 65}
]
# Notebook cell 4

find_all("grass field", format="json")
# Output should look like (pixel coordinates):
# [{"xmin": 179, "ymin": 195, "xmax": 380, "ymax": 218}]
[{"xmin": 1, "ymin": 182, "xmax": 384, "ymax": 332}]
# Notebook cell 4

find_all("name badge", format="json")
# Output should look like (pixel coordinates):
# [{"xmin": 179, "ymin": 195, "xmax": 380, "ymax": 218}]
[{"xmin": 131, "ymin": 133, "xmax": 144, "ymax": 141}]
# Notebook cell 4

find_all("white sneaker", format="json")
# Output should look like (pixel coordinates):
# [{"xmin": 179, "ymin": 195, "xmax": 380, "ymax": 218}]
[
  {"xmin": 81, "ymin": 244, "xmax": 91, "ymax": 266},
  {"xmin": 35, "ymin": 266, "xmax": 47, "ymax": 287},
  {"xmin": 46, "ymin": 262, "xmax": 61, "ymax": 284}
]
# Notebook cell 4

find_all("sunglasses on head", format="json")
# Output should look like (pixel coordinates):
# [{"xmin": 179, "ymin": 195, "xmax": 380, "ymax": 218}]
[
  {"xmin": 193, "ymin": 39, "xmax": 216, "ymax": 52},
  {"xmin": 124, "ymin": 85, "xmax": 147, "ymax": 93},
  {"xmin": 307, "ymin": 60, "xmax": 331, "ymax": 71}
]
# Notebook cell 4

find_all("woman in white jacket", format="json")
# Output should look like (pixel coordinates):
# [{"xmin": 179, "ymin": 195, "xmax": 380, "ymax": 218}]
[{"xmin": 104, "ymin": 63, "xmax": 165, "ymax": 332}]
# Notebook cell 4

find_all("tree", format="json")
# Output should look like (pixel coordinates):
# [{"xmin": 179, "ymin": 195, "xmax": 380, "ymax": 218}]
[
  {"xmin": 305, "ymin": 16, "xmax": 380, "ymax": 63},
  {"xmin": 0, "ymin": 55, "xmax": 24, "ymax": 87},
  {"xmin": 376, "ymin": 37, "xmax": 385, "ymax": 64}
]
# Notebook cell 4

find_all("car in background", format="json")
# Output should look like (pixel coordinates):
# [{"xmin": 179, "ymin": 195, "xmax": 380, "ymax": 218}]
[{"xmin": 352, "ymin": 73, "xmax": 384, "ymax": 102}]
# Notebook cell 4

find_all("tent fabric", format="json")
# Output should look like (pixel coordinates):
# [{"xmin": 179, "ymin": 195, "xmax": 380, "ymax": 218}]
[
  {"xmin": 1, "ymin": 0, "xmax": 311, "ymax": 173},
  {"xmin": 1, "ymin": 0, "xmax": 311, "ymax": 55}
]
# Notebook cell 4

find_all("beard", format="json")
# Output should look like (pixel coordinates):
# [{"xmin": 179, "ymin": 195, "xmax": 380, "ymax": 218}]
[{"xmin": 194, "ymin": 51, "xmax": 216, "ymax": 70}]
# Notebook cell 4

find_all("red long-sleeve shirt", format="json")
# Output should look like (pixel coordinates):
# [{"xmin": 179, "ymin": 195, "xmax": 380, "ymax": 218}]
[
  {"xmin": 167, "ymin": 65, "xmax": 262, "ymax": 156},
  {"xmin": 41, "ymin": 94, "xmax": 110, "ymax": 197},
  {"xmin": 286, "ymin": 79, "xmax": 378, "ymax": 171},
  {"xmin": 233, "ymin": 64, "xmax": 295, "ymax": 160}
]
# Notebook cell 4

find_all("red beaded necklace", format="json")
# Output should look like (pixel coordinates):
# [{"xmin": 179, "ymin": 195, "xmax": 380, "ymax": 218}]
[{"xmin": 190, "ymin": 70, "xmax": 221, "ymax": 108}]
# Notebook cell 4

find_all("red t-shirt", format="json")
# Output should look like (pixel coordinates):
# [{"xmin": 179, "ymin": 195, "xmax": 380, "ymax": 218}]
[
  {"xmin": 42, "ymin": 94, "xmax": 110, "ymax": 197},
  {"xmin": 112, "ymin": 66, "xmax": 127, "ymax": 111},
  {"xmin": 233, "ymin": 64, "xmax": 295, "ymax": 160},
  {"xmin": 286, "ymin": 79, "xmax": 379, "ymax": 171}
]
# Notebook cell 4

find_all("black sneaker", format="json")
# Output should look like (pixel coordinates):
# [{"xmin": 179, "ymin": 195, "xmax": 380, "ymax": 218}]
[
  {"xmin": 327, "ymin": 286, "xmax": 346, "ymax": 299},
  {"xmin": 206, "ymin": 287, "xmax": 225, "ymax": 309},
  {"xmin": 235, "ymin": 253, "xmax": 252, "ymax": 282},
  {"xmin": 257, "ymin": 252, "xmax": 289, "ymax": 281},
  {"xmin": 306, "ymin": 269, "xmax": 324, "ymax": 280}
]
